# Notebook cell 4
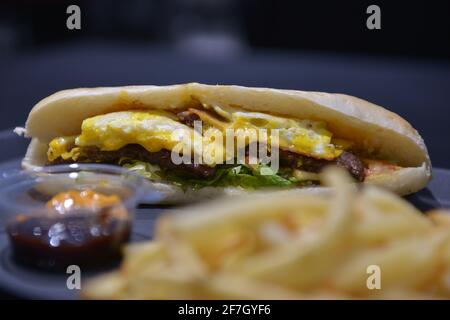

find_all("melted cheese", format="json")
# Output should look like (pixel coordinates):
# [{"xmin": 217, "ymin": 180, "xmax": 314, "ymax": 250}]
[{"xmin": 47, "ymin": 136, "xmax": 80, "ymax": 161}]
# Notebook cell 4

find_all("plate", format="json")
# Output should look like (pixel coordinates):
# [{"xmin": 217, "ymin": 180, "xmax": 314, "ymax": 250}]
[{"xmin": 0, "ymin": 130, "xmax": 448, "ymax": 299}]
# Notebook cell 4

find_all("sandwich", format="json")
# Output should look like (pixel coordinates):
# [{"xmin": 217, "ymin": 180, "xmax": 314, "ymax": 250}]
[{"xmin": 18, "ymin": 83, "xmax": 431, "ymax": 202}]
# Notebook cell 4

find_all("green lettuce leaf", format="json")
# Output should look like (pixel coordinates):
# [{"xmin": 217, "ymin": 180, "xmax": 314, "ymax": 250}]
[
  {"xmin": 217, "ymin": 164, "xmax": 293, "ymax": 189},
  {"xmin": 120, "ymin": 159, "xmax": 294, "ymax": 189},
  {"xmin": 120, "ymin": 159, "xmax": 162, "ymax": 181}
]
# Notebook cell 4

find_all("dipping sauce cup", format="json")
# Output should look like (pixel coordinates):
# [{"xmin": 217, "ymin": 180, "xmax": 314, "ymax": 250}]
[{"xmin": 0, "ymin": 164, "xmax": 146, "ymax": 270}]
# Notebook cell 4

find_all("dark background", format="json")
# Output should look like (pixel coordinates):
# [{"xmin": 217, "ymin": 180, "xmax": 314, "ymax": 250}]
[{"xmin": 0, "ymin": 0, "xmax": 449, "ymax": 166}]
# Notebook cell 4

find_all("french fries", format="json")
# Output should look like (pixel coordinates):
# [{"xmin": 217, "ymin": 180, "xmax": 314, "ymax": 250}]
[{"xmin": 84, "ymin": 168, "xmax": 450, "ymax": 299}]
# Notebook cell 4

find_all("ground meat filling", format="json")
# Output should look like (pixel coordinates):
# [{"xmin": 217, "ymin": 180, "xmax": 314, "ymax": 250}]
[
  {"xmin": 279, "ymin": 149, "xmax": 365, "ymax": 182},
  {"xmin": 49, "ymin": 145, "xmax": 365, "ymax": 182},
  {"xmin": 49, "ymin": 145, "xmax": 217, "ymax": 179},
  {"xmin": 177, "ymin": 111, "xmax": 201, "ymax": 127},
  {"xmin": 335, "ymin": 151, "xmax": 366, "ymax": 182}
]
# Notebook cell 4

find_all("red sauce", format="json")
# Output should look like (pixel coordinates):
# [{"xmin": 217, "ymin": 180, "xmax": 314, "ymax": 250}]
[
  {"xmin": 7, "ymin": 189, "xmax": 131, "ymax": 270},
  {"xmin": 364, "ymin": 159, "xmax": 400, "ymax": 177}
]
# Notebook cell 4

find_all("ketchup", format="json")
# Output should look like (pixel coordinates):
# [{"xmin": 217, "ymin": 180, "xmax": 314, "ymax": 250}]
[{"xmin": 7, "ymin": 189, "xmax": 131, "ymax": 270}]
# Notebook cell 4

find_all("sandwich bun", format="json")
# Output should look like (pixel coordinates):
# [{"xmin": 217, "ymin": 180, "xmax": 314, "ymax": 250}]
[{"xmin": 21, "ymin": 83, "xmax": 431, "ymax": 202}]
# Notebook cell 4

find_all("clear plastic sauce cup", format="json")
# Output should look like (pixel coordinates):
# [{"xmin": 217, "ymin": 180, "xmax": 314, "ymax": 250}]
[{"xmin": 0, "ymin": 164, "xmax": 146, "ymax": 270}]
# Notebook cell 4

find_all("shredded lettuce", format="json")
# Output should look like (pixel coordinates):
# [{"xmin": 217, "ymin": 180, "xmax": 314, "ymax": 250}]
[
  {"xmin": 217, "ymin": 165, "xmax": 293, "ymax": 189},
  {"xmin": 120, "ymin": 159, "xmax": 295, "ymax": 189},
  {"xmin": 121, "ymin": 159, "xmax": 162, "ymax": 181}
]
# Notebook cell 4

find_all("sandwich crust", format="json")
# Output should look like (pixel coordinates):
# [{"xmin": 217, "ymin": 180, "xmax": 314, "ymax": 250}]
[{"xmin": 21, "ymin": 83, "xmax": 431, "ymax": 201}]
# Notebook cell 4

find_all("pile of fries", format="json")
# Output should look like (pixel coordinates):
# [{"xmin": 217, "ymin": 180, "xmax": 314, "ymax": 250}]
[{"xmin": 84, "ymin": 168, "xmax": 450, "ymax": 299}]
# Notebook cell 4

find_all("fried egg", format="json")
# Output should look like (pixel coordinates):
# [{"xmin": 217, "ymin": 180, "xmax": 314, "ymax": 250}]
[
  {"xmin": 194, "ymin": 106, "xmax": 343, "ymax": 160},
  {"xmin": 230, "ymin": 111, "xmax": 341, "ymax": 159},
  {"xmin": 48, "ymin": 108, "xmax": 344, "ymax": 164},
  {"xmin": 75, "ymin": 110, "xmax": 204, "ymax": 154}
]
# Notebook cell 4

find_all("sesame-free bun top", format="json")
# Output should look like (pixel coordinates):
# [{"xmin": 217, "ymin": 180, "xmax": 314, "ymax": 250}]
[{"xmin": 21, "ymin": 83, "xmax": 431, "ymax": 200}]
